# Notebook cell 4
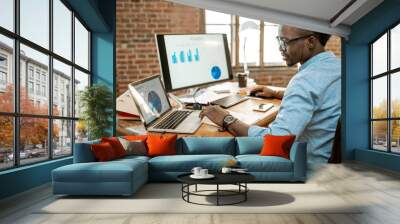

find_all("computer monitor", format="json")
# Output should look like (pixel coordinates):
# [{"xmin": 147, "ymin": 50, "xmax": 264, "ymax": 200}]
[{"xmin": 156, "ymin": 33, "xmax": 233, "ymax": 92}]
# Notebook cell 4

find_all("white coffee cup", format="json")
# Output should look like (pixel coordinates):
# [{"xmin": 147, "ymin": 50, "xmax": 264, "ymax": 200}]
[
  {"xmin": 221, "ymin": 167, "xmax": 232, "ymax": 174},
  {"xmin": 191, "ymin": 167, "xmax": 202, "ymax": 176},
  {"xmin": 200, "ymin": 169, "xmax": 208, "ymax": 176}
]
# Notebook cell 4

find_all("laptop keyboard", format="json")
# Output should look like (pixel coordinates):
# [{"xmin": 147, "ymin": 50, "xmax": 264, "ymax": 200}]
[{"xmin": 154, "ymin": 110, "xmax": 192, "ymax": 130}]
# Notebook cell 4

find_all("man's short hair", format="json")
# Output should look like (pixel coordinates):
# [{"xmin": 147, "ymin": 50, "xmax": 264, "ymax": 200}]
[{"xmin": 312, "ymin": 32, "xmax": 331, "ymax": 46}]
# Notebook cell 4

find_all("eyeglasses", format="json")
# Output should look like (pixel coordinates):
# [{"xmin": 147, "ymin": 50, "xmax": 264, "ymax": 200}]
[{"xmin": 276, "ymin": 35, "xmax": 314, "ymax": 52}]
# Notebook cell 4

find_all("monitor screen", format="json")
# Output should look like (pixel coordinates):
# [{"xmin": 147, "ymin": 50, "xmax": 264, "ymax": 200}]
[
  {"xmin": 156, "ymin": 34, "xmax": 233, "ymax": 92},
  {"xmin": 128, "ymin": 76, "xmax": 171, "ymax": 126}
]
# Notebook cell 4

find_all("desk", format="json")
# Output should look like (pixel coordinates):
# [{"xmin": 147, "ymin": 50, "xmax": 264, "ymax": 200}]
[{"xmin": 117, "ymin": 96, "xmax": 281, "ymax": 137}]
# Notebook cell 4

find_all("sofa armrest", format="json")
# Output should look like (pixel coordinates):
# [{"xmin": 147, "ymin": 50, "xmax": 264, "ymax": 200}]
[
  {"xmin": 289, "ymin": 142, "xmax": 307, "ymax": 182},
  {"xmin": 73, "ymin": 140, "xmax": 100, "ymax": 163}
]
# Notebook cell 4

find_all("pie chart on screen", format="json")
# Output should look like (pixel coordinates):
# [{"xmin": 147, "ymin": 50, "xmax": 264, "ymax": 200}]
[
  {"xmin": 211, "ymin": 66, "xmax": 221, "ymax": 80},
  {"xmin": 148, "ymin": 91, "xmax": 162, "ymax": 113}
]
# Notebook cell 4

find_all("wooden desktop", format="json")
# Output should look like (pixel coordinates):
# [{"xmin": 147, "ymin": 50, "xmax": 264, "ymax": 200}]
[{"xmin": 117, "ymin": 86, "xmax": 282, "ymax": 137}]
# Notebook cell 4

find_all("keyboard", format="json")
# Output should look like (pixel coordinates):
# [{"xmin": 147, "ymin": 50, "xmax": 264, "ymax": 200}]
[
  {"xmin": 154, "ymin": 110, "xmax": 192, "ymax": 129},
  {"xmin": 210, "ymin": 95, "xmax": 248, "ymax": 108}
]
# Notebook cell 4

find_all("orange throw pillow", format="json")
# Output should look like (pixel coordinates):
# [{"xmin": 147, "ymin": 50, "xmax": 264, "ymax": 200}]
[
  {"xmin": 124, "ymin": 135, "xmax": 148, "ymax": 141},
  {"xmin": 259, "ymin": 134, "xmax": 296, "ymax": 159},
  {"xmin": 91, "ymin": 142, "xmax": 117, "ymax": 162},
  {"xmin": 101, "ymin": 137, "xmax": 127, "ymax": 158},
  {"xmin": 146, "ymin": 134, "xmax": 177, "ymax": 157}
]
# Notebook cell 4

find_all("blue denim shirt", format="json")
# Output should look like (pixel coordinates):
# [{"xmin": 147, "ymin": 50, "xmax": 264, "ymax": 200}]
[{"xmin": 248, "ymin": 51, "xmax": 341, "ymax": 163}]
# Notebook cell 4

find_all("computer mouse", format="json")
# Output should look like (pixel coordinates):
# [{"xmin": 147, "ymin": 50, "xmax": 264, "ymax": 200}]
[
  {"xmin": 249, "ymin": 90, "xmax": 265, "ymax": 98},
  {"xmin": 249, "ymin": 91, "xmax": 257, "ymax": 97}
]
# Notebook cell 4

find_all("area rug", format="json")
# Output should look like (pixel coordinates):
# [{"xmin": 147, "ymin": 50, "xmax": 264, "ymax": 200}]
[{"xmin": 37, "ymin": 183, "xmax": 361, "ymax": 214}]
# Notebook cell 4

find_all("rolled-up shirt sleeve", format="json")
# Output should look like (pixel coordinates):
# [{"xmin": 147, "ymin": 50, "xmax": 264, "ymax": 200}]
[{"xmin": 248, "ymin": 76, "xmax": 317, "ymax": 138}]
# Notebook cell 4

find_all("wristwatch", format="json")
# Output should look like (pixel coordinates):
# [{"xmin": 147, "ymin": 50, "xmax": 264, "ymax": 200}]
[{"xmin": 222, "ymin": 115, "xmax": 237, "ymax": 130}]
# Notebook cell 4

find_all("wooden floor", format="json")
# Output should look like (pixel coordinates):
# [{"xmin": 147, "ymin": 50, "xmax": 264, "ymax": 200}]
[{"xmin": 1, "ymin": 162, "xmax": 400, "ymax": 224}]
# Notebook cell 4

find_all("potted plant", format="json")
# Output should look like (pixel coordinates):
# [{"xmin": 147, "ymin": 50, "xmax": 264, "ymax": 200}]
[{"xmin": 79, "ymin": 84, "xmax": 113, "ymax": 140}]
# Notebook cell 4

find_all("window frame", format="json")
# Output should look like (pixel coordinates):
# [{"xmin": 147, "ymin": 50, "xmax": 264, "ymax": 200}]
[
  {"xmin": 0, "ymin": 0, "xmax": 92, "ymax": 171},
  {"xmin": 204, "ymin": 10, "xmax": 286, "ymax": 68},
  {"xmin": 369, "ymin": 20, "xmax": 400, "ymax": 154}
]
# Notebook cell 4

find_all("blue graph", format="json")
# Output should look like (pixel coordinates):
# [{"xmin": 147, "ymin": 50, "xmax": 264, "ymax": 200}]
[
  {"xmin": 148, "ymin": 91, "xmax": 162, "ymax": 113},
  {"xmin": 172, "ymin": 52, "xmax": 178, "ymax": 64},
  {"xmin": 211, "ymin": 66, "xmax": 221, "ymax": 80},
  {"xmin": 171, "ymin": 48, "xmax": 200, "ymax": 64}
]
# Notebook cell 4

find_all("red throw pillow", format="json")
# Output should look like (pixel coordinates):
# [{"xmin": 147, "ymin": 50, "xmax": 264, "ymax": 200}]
[
  {"xmin": 259, "ymin": 134, "xmax": 296, "ymax": 159},
  {"xmin": 101, "ymin": 137, "xmax": 127, "ymax": 158},
  {"xmin": 91, "ymin": 142, "xmax": 118, "ymax": 161},
  {"xmin": 146, "ymin": 134, "xmax": 177, "ymax": 157}
]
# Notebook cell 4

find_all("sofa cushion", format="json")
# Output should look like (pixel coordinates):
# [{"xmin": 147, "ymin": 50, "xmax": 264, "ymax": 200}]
[
  {"xmin": 101, "ymin": 137, "xmax": 127, "ymax": 158},
  {"xmin": 91, "ymin": 142, "xmax": 118, "ymax": 161},
  {"xmin": 53, "ymin": 158, "xmax": 147, "ymax": 183},
  {"xmin": 236, "ymin": 155, "xmax": 293, "ymax": 172},
  {"xmin": 235, "ymin": 137, "xmax": 263, "ymax": 155},
  {"xmin": 147, "ymin": 134, "xmax": 177, "ymax": 157},
  {"xmin": 149, "ymin": 154, "xmax": 235, "ymax": 172},
  {"xmin": 260, "ymin": 134, "xmax": 296, "ymax": 159},
  {"xmin": 118, "ymin": 138, "xmax": 147, "ymax": 156},
  {"xmin": 177, "ymin": 137, "xmax": 235, "ymax": 155}
]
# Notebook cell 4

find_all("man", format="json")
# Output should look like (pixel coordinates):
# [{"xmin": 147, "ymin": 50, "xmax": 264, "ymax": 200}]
[{"xmin": 200, "ymin": 25, "xmax": 341, "ymax": 163}]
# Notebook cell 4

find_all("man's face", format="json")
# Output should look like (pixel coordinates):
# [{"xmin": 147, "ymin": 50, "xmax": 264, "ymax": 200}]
[{"xmin": 278, "ymin": 26, "xmax": 309, "ymax": 66}]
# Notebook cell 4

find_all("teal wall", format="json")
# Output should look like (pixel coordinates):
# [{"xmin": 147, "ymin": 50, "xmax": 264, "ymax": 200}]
[
  {"xmin": 0, "ymin": 0, "xmax": 116, "ymax": 200},
  {"xmin": 91, "ymin": 0, "xmax": 116, "ymax": 135},
  {"xmin": 343, "ymin": 0, "xmax": 400, "ymax": 171}
]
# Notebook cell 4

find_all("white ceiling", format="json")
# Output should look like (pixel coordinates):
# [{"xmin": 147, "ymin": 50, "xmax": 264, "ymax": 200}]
[{"xmin": 168, "ymin": 0, "xmax": 384, "ymax": 38}]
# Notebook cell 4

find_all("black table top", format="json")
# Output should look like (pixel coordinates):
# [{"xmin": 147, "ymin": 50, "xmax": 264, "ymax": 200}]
[{"xmin": 177, "ymin": 172, "xmax": 255, "ymax": 185}]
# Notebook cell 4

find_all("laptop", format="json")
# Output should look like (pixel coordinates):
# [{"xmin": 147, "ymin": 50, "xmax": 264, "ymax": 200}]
[{"xmin": 128, "ymin": 75, "xmax": 201, "ymax": 134}]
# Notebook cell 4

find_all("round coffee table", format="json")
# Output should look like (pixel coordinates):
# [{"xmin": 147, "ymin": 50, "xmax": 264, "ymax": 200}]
[{"xmin": 177, "ymin": 173, "xmax": 255, "ymax": 206}]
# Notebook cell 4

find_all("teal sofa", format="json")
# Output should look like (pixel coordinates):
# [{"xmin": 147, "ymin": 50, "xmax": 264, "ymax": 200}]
[{"xmin": 52, "ymin": 137, "xmax": 307, "ymax": 196}]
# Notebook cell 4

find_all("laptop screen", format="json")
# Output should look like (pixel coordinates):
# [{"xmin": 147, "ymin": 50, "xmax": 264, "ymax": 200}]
[{"xmin": 129, "ymin": 76, "xmax": 171, "ymax": 126}]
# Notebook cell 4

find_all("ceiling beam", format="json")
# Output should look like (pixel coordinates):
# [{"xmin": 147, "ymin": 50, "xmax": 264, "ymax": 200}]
[
  {"xmin": 168, "ymin": 0, "xmax": 351, "ymax": 38},
  {"xmin": 330, "ymin": 0, "xmax": 368, "ymax": 27}
]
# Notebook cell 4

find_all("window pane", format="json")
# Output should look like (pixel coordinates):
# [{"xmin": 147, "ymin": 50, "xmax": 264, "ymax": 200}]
[
  {"xmin": 0, "ymin": 0, "xmax": 14, "ymax": 31},
  {"xmin": 391, "ymin": 72, "xmax": 400, "ymax": 118},
  {"xmin": 53, "ymin": 119, "xmax": 72, "ymax": 158},
  {"xmin": 0, "ymin": 35, "xmax": 14, "ymax": 112},
  {"xmin": 264, "ymin": 23, "xmax": 284, "ymax": 64},
  {"xmin": 205, "ymin": 10, "xmax": 231, "ymax": 24},
  {"xmin": 75, "ymin": 18, "xmax": 89, "ymax": 70},
  {"xmin": 239, "ymin": 17, "xmax": 260, "ymax": 65},
  {"xmin": 20, "ymin": 44, "xmax": 49, "ymax": 115},
  {"xmin": 74, "ymin": 69, "xmax": 89, "ymax": 118},
  {"xmin": 53, "ymin": 0, "xmax": 72, "ymax": 60},
  {"xmin": 372, "ymin": 121, "xmax": 388, "ymax": 151},
  {"xmin": 53, "ymin": 59, "xmax": 72, "ymax": 117},
  {"xmin": 0, "ymin": 116, "xmax": 13, "ymax": 170},
  {"xmin": 391, "ymin": 24, "xmax": 400, "ymax": 70},
  {"xmin": 75, "ymin": 120, "xmax": 88, "ymax": 143},
  {"xmin": 205, "ymin": 25, "xmax": 231, "ymax": 50},
  {"xmin": 20, "ymin": 117, "xmax": 49, "ymax": 165},
  {"xmin": 372, "ymin": 33, "xmax": 387, "ymax": 76},
  {"xmin": 391, "ymin": 120, "xmax": 400, "ymax": 153},
  {"xmin": 372, "ymin": 76, "xmax": 387, "ymax": 119},
  {"xmin": 20, "ymin": 0, "xmax": 49, "ymax": 49}
]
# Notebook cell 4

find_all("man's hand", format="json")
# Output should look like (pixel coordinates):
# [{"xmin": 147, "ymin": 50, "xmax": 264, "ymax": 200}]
[
  {"xmin": 250, "ymin": 85, "xmax": 277, "ymax": 98},
  {"xmin": 199, "ymin": 105, "xmax": 229, "ymax": 127}
]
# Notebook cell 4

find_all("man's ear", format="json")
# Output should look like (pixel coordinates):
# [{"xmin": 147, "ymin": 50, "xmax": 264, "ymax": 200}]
[{"xmin": 306, "ymin": 36, "xmax": 317, "ymax": 50}]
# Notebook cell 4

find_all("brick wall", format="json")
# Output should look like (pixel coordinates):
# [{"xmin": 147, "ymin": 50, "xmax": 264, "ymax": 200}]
[
  {"xmin": 116, "ymin": 0, "xmax": 204, "ymax": 95},
  {"xmin": 325, "ymin": 35, "xmax": 342, "ymax": 58},
  {"xmin": 116, "ymin": 0, "xmax": 342, "ymax": 95}
]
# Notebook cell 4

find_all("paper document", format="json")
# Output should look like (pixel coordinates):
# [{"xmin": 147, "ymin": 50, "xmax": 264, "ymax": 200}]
[{"xmin": 178, "ymin": 90, "xmax": 226, "ymax": 104}]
